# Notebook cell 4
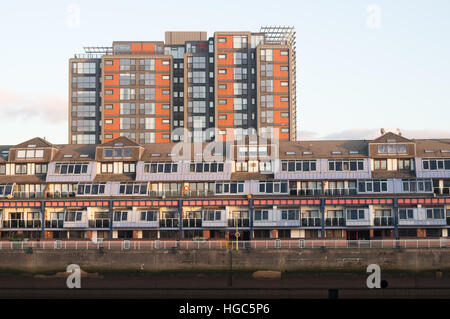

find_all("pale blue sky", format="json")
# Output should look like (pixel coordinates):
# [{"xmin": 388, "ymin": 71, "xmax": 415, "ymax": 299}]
[{"xmin": 0, "ymin": 0, "xmax": 449, "ymax": 144}]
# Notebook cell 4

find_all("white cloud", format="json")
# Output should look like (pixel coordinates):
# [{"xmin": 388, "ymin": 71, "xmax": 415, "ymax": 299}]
[{"xmin": 0, "ymin": 88, "xmax": 67, "ymax": 123}]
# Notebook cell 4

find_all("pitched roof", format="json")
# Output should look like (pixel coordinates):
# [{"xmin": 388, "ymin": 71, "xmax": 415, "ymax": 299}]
[
  {"xmin": 53, "ymin": 144, "xmax": 97, "ymax": 161},
  {"xmin": 13, "ymin": 137, "xmax": 55, "ymax": 148},
  {"xmin": 370, "ymin": 132, "xmax": 413, "ymax": 144},
  {"xmin": 279, "ymin": 140, "xmax": 368, "ymax": 159},
  {"xmin": 99, "ymin": 136, "xmax": 142, "ymax": 147}
]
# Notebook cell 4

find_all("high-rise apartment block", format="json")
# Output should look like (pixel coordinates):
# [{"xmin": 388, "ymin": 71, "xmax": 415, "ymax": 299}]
[{"xmin": 69, "ymin": 27, "xmax": 297, "ymax": 144}]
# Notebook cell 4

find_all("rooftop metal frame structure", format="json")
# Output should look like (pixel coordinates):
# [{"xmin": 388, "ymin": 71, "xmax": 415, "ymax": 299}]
[
  {"xmin": 83, "ymin": 46, "xmax": 113, "ymax": 54},
  {"xmin": 260, "ymin": 26, "xmax": 297, "ymax": 141}
]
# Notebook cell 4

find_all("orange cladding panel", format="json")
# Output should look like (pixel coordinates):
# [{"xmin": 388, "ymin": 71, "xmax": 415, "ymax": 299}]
[
  {"xmin": 274, "ymin": 79, "xmax": 289, "ymax": 93},
  {"xmin": 217, "ymin": 67, "xmax": 233, "ymax": 81},
  {"xmin": 216, "ymin": 35, "xmax": 233, "ymax": 49},
  {"xmin": 273, "ymin": 49, "xmax": 289, "ymax": 62}
]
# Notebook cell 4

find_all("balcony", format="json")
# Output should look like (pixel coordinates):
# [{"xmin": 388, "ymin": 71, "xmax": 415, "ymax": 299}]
[
  {"xmin": 88, "ymin": 219, "xmax": 110, "ymax": 228},
  {"xmin": 182, "ymin": 219, "xmax": 202, "ymax": 228},
  {"xmin": 46, "ymin": 192, "xmax": 76, "ymax": 198},
  {"xmin": 301, "ymin": 218, "xmax": 321, "ymax": 227},
  {"xmin": 434, "ymin": 187, "xmax": 450, "ymax": 195},
  {"xmin": 2, "ymin": 220, "xmax": 41, "ymax": 228},
  {"xmin": 45, "ymin": 220, "xmax": 65, "ymax": 228},
  {"xmin": 148, "ymin": 190, "xmax": 181, "ymax": 197},
  {"xmin": 295, "ymin": 189, "xmax": 322, "ymax": 196},
  {"xmin": 159, "ymin": 218, "xmax": 179, "ymax": 228},
  {"xmin": 228, "ymin": 219, "xmax": 250, "ymax": 228},
  {"xmin": 374, "ymin": 217, "xmax": 394, "ymax": 226},
  {"xmin": 182, "ymin": 190, "xmax": 215, "ymax": 197},
  {"xmin": 324, "ymin": 189, "xmax": 357, "ymax": 196},
  {"xmin": 13, "ymin": 192, "xmax": 45, "ymax": 199},
  {"xmin": 325, "ymin": 218, "xmax": 346, "ymax": 227}
]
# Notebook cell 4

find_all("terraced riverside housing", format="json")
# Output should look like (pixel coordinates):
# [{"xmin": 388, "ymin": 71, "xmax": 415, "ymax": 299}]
[{"xmin": 1, "ymin": 132, "xmax": 450, "ymax": 241}]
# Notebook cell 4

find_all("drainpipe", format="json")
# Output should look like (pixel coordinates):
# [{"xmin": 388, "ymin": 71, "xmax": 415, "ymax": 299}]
[
  {"xmin": 320, "ymin": 198, "xmax": 325, "ymax": 238},
  {"xmin": 108, "ymin": 200, "xmax": 113, "ymax": 239},
  {"xmin": 393, "ymin": 197, "xmax": 399, "ymax": 240}
]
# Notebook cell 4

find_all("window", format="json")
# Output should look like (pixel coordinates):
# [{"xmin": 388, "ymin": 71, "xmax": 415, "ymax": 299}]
[
  {"xmin": 281, "ymin": 160, "xmax": 317, "ymax": 172},
  {"xmin": 203, "ymin": 210, "xmax": 222, "ymax": 221},
  {"xmin": 422, "ymin": 158, "xmax": 450, "ymax": 171},
  {"xmin": 258, "ymin": 181, "xmax": 288, "ymax": 194},
  {"xmin": 73, "ymin": 62, "xmax": 96, "ymax": 74},
  {"xmin": 374, "ymin": 159, "xmax": 387, "ymax": 170},
  {"xmin": 140, "ymin": 211, "xmax": 158, "ymax": 222},
  {"xmin": 218, "ymin": 37, "xmax": 226, "ymax": 43},
  {"xmin": 398, "ymin": 159, "xmax": 412, "ymax": 170},
  {"xmin": 402, "ymin": 179, "xmax": 432, "ymax": 192},
  {"xmin": 215, "ymin": 182, "xmax": 244, "ymax": 194},
  {"xmin": 0, "ymin": 184, "xmax": 13, "ymax": 197},
  {"xmin": 77, "ymin": 183, "xmax": 106, "ymax": 195},
  {"xmin": 139, "ymin": 59, "xmax": 155, "ymax": 71},
  {"xmin": 16, "ymin": 149, "xmax": 44, "ymax": 159},
  {"xmin": 15, "ymin": 164, "xmax": 27, "ymax": 174},
  {"xmin": 260, "ymin": 49, "xmax": 273, "ymax": 62},
  {"xmin": 119, "ymin": 182, "xmax": 148, "ymax": 195},
  {"xmin": 254, "ymin": 210, "xmax": 269, "ymax": 221},
  {"xmin": 260, "ymin": 64, "xmax": 273, "ymax": 77},
  {"xmin": 144, "ymin": 162, "xmax": 178, "ymax": 174},
  {"xmin": 233, "ymin": 35, "xmax": 247, "ymax": 49},
  {"xmin": 104, "ymin": 148, "xmax": 133, "ymax": 158},
  {"xmin": 65, "ymin": 211, "xmax": 83, "ymax": 222},
  {"xmin": 377, "ymin": 144, "xmax": 407, "ymax": 154},
  {"xmin": 54, "ymin": 163, "xmax": 89, "ymax": 175},
  {"xmin": 120, "ymin": 88, "xmax": 136, "ymax": 100},
  {"xmin": 358, "ymin": 180, "xmax": 388, "ymax": 193},
  {"xmin": 346, "ymin": 209, "xmax": 366, "ymax": 220},
  {"xmin": 189, "ymin": 162, "xmax": 224, "ymax": 173},
  {"xmin": 426, "ymin": 208, "xmax": 444, "ymax": 220},
  {"xmin": 123, "ymin": 162, "xmax": 136, "ymax": 173},
  {"xmin": 281, "ymin": 209, "xmax": 299, "ymax": 220},
  {"xmin": 35, "ymin": 164, "xmax": 47, "ymax": 174},
  {"xmin": 114, "ymin": 211, "xmax": 128, "ymax": 222},
  {"xmin": 399, "ymin": 209, "xmax": 414, "ymax": 220}
]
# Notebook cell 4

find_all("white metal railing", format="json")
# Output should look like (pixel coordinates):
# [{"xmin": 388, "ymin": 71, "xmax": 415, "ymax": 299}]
[{"xmin": 0, "ymin": 239, "xmax": 448, "ymax": 250}]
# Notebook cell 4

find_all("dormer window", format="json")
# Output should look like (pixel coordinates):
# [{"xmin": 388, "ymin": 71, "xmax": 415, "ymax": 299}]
[
  {"xmin": 104, "ymin": 148, "xmax": 132, "ymax": 158},
  {"xmin": 377, "ymin": 144, "xmax": 407, "ymax": 154},
  {"xmin": 17, "ymin": 149, "xmax": 44, "ymax": 159}
]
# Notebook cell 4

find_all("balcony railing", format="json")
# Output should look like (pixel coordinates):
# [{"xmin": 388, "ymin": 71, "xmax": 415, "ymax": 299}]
[
  {"xmin": 182, "ymin": 190, "xmax": 215, "ymax": 197},
  {"xmin": 46, "ymin": 192, "xmax": 76, "ymax": 198},
  {"xmin": 325, "ymin": 218, "xmax": 346, "ymax": 227},
  {"xmin": 434, "ymin": 187, "xmax": 450, "ymax": 195},
  {"xmin": 324, "ymin": 189, "xmax": 357, "ymax": 196},
  {"xmin": 148, "ymin": 190, "xmax": 181, "ymax": 197},
  {"xmin": 2, "ymin": 220, "xmax": 41, "ymax": 228},
  {"xmin": 295, "ymin": 189, "xmax": 322, "ymax": 196},
  {"xmin": 301, "ymin": 218, "xmax": 321, "ymax": 227},
  {"xmin": 88, "ymin": 219, "xmax": 110, "ymax": 228},
  {"xmin": 374, "ymin": 217, "xmax": 394, "ymax": 226},
  {"xmin": 228, "ymin": 219, "xmax": 250, "ymax": 227},
  {"xmin": 12, "ymin": 192, "xmax": 45, "ymax": 199},
  {"xmin": 45, "ymin": 220, "xmax": 64, "ymax": 228},
  {"xmin": 182, "ymin": 219, "xmax": 202, "ymax": 228},
  {"xmin": 159, "ymin": 218, "xmax": 179, "ymax": 228}
]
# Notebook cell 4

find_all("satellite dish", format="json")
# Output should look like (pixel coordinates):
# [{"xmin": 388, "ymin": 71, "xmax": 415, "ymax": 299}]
[
  {"xmin": 380, "ymin": 128, "xmax": 385, "ymax": 135},
  {"xmin": 396, "ymin": 128, "xmax": 402, "ymax": 136}
]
